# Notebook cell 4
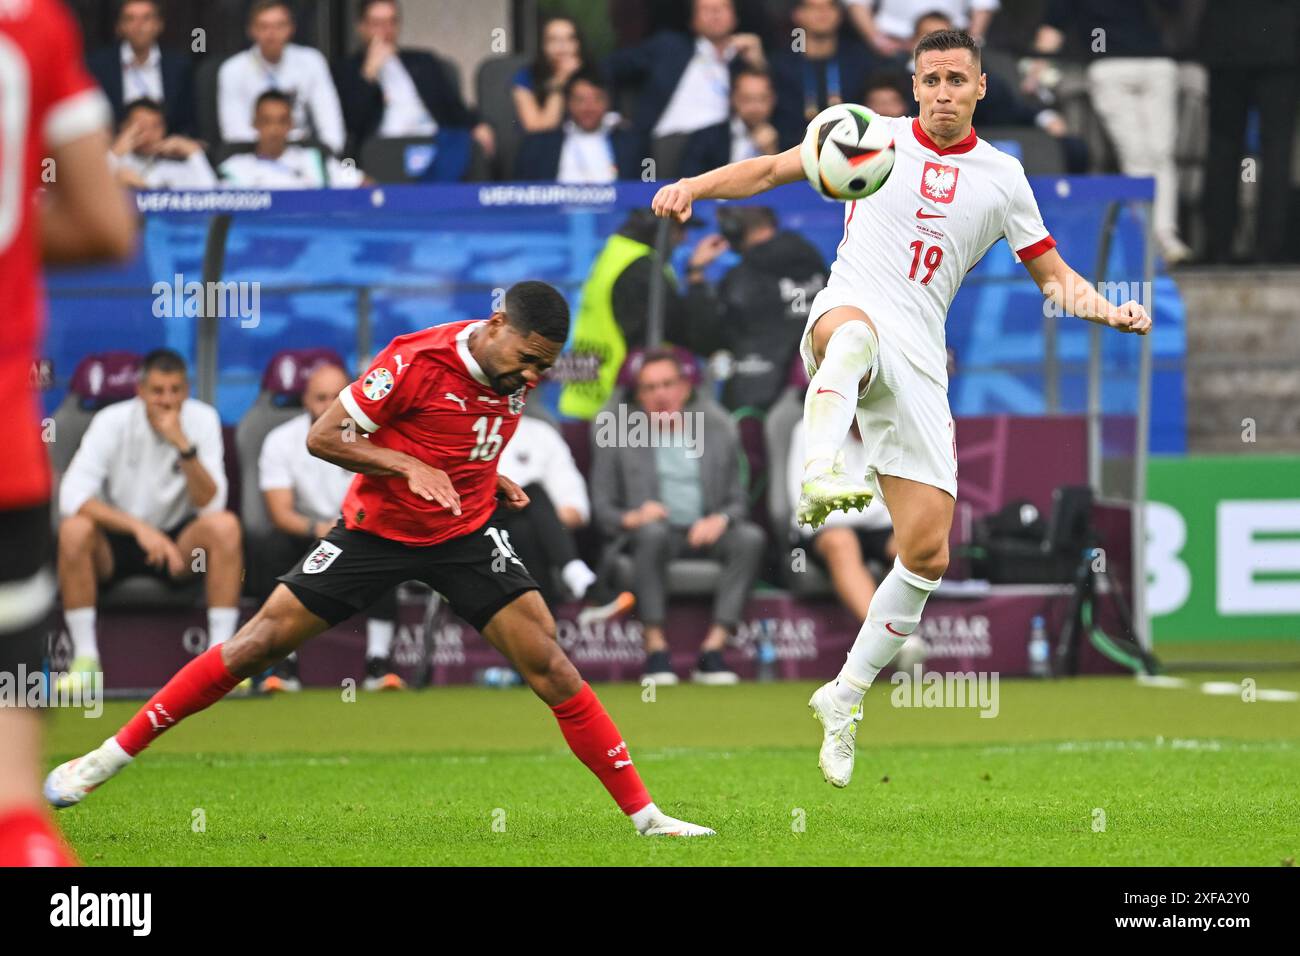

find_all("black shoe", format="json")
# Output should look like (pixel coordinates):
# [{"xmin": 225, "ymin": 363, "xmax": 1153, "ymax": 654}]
[
  {"xmin": 692, "ymin": 650, "xmax": 739, "ymax": 685},
  {"xmin": 642, "ymin": 650, "xmax": 678, "ymax": 685}
]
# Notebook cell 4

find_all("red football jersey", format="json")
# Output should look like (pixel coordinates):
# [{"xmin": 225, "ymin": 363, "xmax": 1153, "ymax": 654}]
[
  {"xmin": 338, "ymin": 320, "xmax": 531, "ymax": 546},
  {"xmin": 0, "ymin": 0, "xmax": 110, "ymax": 509}
]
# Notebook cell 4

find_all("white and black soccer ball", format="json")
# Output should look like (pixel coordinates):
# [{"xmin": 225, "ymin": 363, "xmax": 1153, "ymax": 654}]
[{"xmin": 800, "ymin": 103, "xmax": 896, "ymax": 201}]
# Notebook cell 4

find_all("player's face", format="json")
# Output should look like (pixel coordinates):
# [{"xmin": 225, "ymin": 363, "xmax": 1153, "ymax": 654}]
[
  {"xmin": 250, "ymin": 7, "xmax": 294, "ymax": 61},
  {"xmin": 480, "ymin": 323, "xmax": 561, "ymax": 395},
  {"xmin": 913, "ymin": 50, "xmax": 984, "ymax": 140},
  {"xmin": 139, "ymin": 370, "xmax": 188, "ymax": 416},
  {"xmin": 118, "ymin": 1, "xmax": 162, "ymax": 50},
  {"xmin": 636, "ymin": 360, "xmax": 690, "ymax": 416}
]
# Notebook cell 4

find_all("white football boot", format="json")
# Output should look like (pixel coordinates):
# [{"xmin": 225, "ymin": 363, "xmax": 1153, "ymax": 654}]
[
  {"xmin": 796, "ymin": 461, "xmax": 874, "ymax": 530},
  {"xmin": 636, "ymin": 806, "xmax": 717, "ymax": 838},
  {"xmin": 808, "ymin": 682, "xmax": 862, "ymax": 788},
  {"xmin": 44, "ymin": 738, "xmax": 132, "ymax": 809}
]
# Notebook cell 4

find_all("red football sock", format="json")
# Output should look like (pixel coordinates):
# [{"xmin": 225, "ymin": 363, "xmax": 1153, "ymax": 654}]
[
  {"xmin": 0, "ymin": 806, "xmax": 78, "ymax": 867},
  {"xmin": 115, "ymin": 645, "xmax": 241, "ymax": 756},
  {"xmin": 550, "ymin": 682, "xmax": 652, "ymax": 815}
]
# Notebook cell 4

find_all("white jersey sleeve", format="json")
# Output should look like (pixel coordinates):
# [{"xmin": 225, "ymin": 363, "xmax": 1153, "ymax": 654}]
[{"xmin": 1004, "ymin": 168, "xmax": 1056, "ymax": 262}]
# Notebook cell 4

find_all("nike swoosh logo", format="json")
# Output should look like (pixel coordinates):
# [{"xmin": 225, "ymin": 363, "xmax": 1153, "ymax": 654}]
[
  {"xmin": 916, "ymin": 209, "xmax": 946, "ymax": 219},
  {"xmin": 885, "ymin": 622, "xmax": 909, "ymax": 637},
  {"xmin": 815, "ymin": 387, "xmax": 844, "ymax": 398}
]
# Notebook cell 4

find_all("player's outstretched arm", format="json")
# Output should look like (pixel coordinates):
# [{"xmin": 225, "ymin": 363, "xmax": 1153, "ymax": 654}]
[
  {"xmin": 307, "ymin": 398, "xmax": 462, "ymax": 514},
  {"xmin": 651, "ymin": 146, "xmax": 804, "ymax": 223},
  {"xmin": 1023, "ymin": 247, "xmax": 1152, "ymax": 335}
]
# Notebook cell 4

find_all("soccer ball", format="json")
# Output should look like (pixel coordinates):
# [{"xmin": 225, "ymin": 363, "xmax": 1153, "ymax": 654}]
[{"xmin": 800, "ymin": 103, "xmax": 895, "ymax": 202}]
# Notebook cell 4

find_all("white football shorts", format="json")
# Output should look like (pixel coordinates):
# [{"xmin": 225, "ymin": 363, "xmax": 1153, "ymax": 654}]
[{"xmin": 799, "ymin": 285, "xmax": 958, "ymax": 500}]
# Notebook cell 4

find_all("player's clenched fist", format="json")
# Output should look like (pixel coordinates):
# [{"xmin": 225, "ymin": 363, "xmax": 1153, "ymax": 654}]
[
  {"xmin": 1108, "ymin": 300, "xmax": 1152, "ymax": 335},
  {"xmin": 652, "ymin": 180, "xmax": 695, "ymax": 223},
  {"xmin": 496, "ymin": 473, "xmax": 529, "ymax": 511}
]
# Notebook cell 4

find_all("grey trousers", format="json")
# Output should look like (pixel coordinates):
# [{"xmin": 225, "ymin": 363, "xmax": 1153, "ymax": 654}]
[{"xmin": 629, "ymin": 519, "xmax": 765, "ymax": 628}]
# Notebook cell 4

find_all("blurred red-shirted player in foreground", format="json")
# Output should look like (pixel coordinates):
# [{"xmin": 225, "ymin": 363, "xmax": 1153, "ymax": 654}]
[{"xmin": 0, "ymin": 0, "xmax": 136, "ymax": 867}]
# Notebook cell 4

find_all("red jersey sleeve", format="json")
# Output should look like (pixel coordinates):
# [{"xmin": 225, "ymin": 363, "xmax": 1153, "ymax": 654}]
[
  {"xmin": 339, "ymin": 341, "xmax": 429, "ymax": 432},
  {"xmin": 36, "ymin": 0, "xmax": 110, "ymax": 149}
]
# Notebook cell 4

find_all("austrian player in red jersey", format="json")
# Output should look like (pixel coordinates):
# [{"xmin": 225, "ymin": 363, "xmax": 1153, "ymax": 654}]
[
  {"xmin": 46, "ymin": 282, "xmax": 715, "ymax": 838},
  {"xmin": 0, "ymin": 0, "xmax": 136, "ymax": 866}
]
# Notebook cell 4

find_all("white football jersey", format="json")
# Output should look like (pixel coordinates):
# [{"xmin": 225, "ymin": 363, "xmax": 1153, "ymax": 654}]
[{"xmin": 825, "ymin": 115, "xmax": 1055, "ymax": 388}]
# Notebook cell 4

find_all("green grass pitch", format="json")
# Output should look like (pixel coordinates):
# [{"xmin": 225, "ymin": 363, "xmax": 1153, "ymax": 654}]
[{"xmin": 45, "ymin": 668, "xmax": 1300, "ymax": 866}]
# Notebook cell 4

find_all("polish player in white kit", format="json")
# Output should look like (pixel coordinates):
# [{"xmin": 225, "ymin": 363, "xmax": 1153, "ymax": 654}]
[{"xmin": 652, "ymin": 28, "xmax": 1151, "ymax": 787}]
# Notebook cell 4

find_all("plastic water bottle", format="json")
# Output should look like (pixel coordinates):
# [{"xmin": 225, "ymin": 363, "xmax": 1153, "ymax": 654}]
[
  {"xmin": 476, "ymin": 667, "xmax": 522, "ymax": 688},
  {"xmin": 757, "ymin": 619, "xmax": 778, "ymax": 682},
  {"xmin": 1028, "ymin": 615, "xmax": 1051, "ymax": 678}
]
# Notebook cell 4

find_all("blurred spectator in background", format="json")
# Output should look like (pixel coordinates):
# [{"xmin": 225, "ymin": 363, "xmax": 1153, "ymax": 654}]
[
  {"xmin": 218, "ymin": 0, "xmax": 346, "ymax": 155},
  {"xmin": 844, "ymin": 0, "xmax": 999, "ymax": 57},
  {"xmin": 512, "ymin": 15, "xmax": 593, "ymax": 134},
  {"xmin": 590, "ymin": 350, "xmax": 765, "ymax": 686},
  {"xmin": 911, "ymin": 11, "xmax": 1087, "ymax": 174},
  {"xmin": 788, "ymin": 419, "xmax": 895, "ymax": 622},
  {"xmin": 56, "ymin": 350, "xmax": 242, "ymax": 691},
  {"xmin": 1029, "ymin": 0, "xmax": 1190, "ymax": 263},
  {"xmin": 334, "ymin": 0, "xmax": 495, "ymax": 163},
  {"xmin": 219, "ymin": 91, "xmax": 366, "ymax": 188},
  {"xmin": 1196, "ymin": 0, "xmax": 1299, "ymax": 264},
  {"xmin": 557, "ymin": 209, "xmax": 716, "ymax": 419},
  {"xmin": 863, "ymin": 69, "xmax": 911, "ymax": 116},
  {"xmin": 88, "ymin": 0, "xmax": 195, "ymax": 137},
  {"xmin": 607, "ymin": 0, "xmax": 765, "ymax": 176},
  {"xmin": 108, "ymin": 98, "xmax": 217, "ymax": 190},
  {"xmin": 682, "ymin": 205, "xmax": 828, "ymax": 411},
  {"xmin": 514, "ymin": 72, "xmax": 643, "ymax": 183},
  {"xmin": 495, "ymin": 415, "xmax": 600, "ymax": 610},
  {"xmin": 771, "ymin": 0, "xmax": 875, "ymax": 148},
  {"xmin": 679, "ymin": 67, "xmax": 781, "ymax": 175},
  {"xmin": 256, "ymin": 363, "xmax": 402, "ymax": 693}
]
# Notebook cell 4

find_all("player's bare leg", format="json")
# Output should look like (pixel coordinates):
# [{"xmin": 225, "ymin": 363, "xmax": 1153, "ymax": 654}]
[
  {"xmin": 0, "ymin": 709, "xmax": 77, "ymax": 865},
  {"xmin": 810, "ymin": 476, "xmax": 951, "ymax": 786},
  {"xmin": 44, "ymin": 586, "xmax": 330, "ymax": 808},
  {"xmin": 798, "ymin": 305, "xmax": 880, "ymax": 527},
  {"xmin": 481, "ymin": 590, "xmax": 714, "ymax": 837},
  {"xmin": 52, "ymin": 515, "xmax": 114, "ymax": 692}
]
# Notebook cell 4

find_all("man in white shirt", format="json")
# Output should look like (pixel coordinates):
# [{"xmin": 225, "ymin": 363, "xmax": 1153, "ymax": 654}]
[
  {"xmin": 217, "ymin": 0, "xmax": 346, "ymax": 155},
  {"xmin": 109, "ymin": 99, "xmax": 217, "ymax": 190},
  {"xmin": 495, "ymin": 415, "xmax": 598, "ymax": 610},
  {"xmin": 56, "ymin": 350, "xmax": 244, "ymax": 689},
  {"xmin": 680, "ymin": 67, "xmax": 780, "ymax": 176},
  {"xmin": 256, "ymin": 364, "xmax": 402, "ymax": 692},
  {"xmin": 220, "ymin": 91, "xmax": 367, "ymax": 189}
]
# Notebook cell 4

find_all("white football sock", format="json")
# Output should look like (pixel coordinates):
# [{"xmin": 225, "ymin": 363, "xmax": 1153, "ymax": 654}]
[
  {"xmin": 561, "ymin": 559, "xmax": 597, "ymax": 600},
  {"xmin": 832, "ymin": 556, "xmax": 940, "ymax": 707},
  {"xmin": 803, "ymin": 320, "xmax": 879, "ymax": 471},
  {"xmin": 64, "ymin": 607, "xmax": 98, "ymax": 661},
  {"xmin": 97, "ymin": 735, "xmax": 133, "ymax": 771},
  {"xmin": 366, "ymin": 618, "xmax": 395, "ymax": 660},
  {"xmin": 207, "ymin": 607, "xmax": 240, "ymax": 647}
]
